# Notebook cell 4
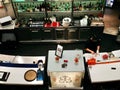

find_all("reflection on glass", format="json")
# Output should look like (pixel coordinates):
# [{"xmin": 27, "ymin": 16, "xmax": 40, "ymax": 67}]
[
  {"xmin": 47, "ymin": 0, "xmax": 72, "ymax": 11},
  {"xmin": 73, "ymin": 0, "xmax": 104, "ymax": 11}
]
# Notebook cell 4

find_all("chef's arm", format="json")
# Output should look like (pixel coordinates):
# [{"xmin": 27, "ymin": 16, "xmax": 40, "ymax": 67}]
[
  {"xmin": 96, "ymin": 45, "xmax": 100, "ymax": 54},
  {"xmin": 85, "ymin": 48, "xmax": 95, "ymax": 54}
]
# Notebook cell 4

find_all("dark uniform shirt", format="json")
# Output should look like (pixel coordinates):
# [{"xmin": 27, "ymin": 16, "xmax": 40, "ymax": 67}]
[{"xmin": 85, "ymin": 36, "xmax": 101, "ymax": 53}]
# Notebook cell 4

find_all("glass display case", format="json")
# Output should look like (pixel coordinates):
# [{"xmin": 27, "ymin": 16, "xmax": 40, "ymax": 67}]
[
  {"xmin": 12, "ymin": 0, "xmax": 45, "ymax": 20},
  {"xmin": 46, "ymin": 0, "xmax": 72, "ymax": 21},
  {"xmin": 47, "ymin": 0, "xmax": 72, "ymax": 11},
  {"xmin": 8, "ymin": 0, "xmax": 105, "ymax": 42},
  {"xmin": 73, "ymin": 0, "xmax": 105, "ymax": 19},
  {"xmin": 12, "ymin": 0, "xmax": 104, "ymax": 22}
]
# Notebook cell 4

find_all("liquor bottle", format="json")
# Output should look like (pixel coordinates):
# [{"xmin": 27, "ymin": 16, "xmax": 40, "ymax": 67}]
[
  {"xmin": 79, "ymin": 3, "xmax": 82, "ymax": 11},
  {"xmin": 36, "ymin": 69, "xmax": 44, "ymax": 81},
  {"xmin": 41, "ymin": 2, "xmax": 45, "ymax": 11}
]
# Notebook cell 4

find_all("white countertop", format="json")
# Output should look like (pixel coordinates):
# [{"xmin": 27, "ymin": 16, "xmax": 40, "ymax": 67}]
[
  {"xmin": 0, "ymin": 54, "xmax": 15, "ymax": 63},
  {"xmin": 47, "ymin": 50, "xmax": 85, "ymax": 72},
  {"xmin": 0, "ymin": 55, "xmax": 46, "ymax": 85},
  {"xmin": 88, "ymin": 62, "xmax": 120, "ymax": 83},
  {"xmin": 84, "ymin": 51, "xmax": 120, "ymax": 83},
  {"xmin": 13, "ymin": 56, "xmax": 46, "ymax": 64},
  {"xmin": 0, "ymin": 66, "xmax": 43, "ymax": 85},
  {"xmin": 0, "ymin": 54, "xmax": 45, "ymax": 64}
]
